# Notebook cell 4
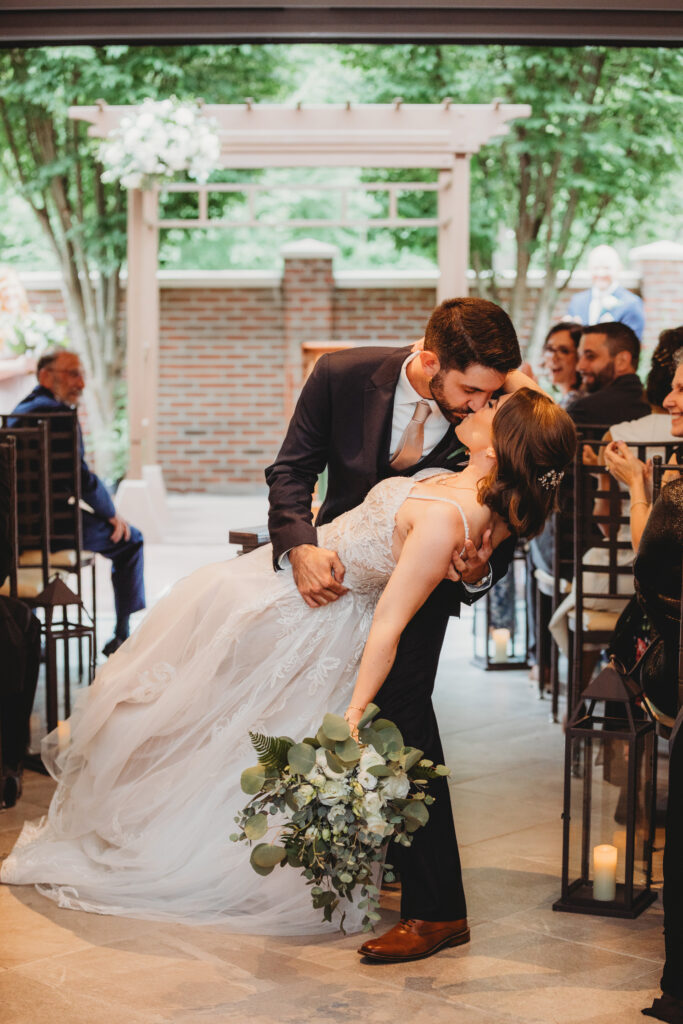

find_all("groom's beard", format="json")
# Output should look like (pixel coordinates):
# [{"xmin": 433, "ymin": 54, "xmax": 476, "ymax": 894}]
[{"xmin": 428, "ymin": 371, "xmax": 470, "ymax": 422}]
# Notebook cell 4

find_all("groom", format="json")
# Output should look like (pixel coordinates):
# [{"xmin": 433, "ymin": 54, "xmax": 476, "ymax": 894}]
[{"xmin": 266, "ymin": 297, "xmax": 521, "ymax": 962}]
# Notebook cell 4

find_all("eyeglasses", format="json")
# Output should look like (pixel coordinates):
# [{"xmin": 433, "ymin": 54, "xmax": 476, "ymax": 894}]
[
  {"xmin": 544, "ymin": 345, "xmax": 574, "ymax": 357},
  {"xmin": 51, "ymin": 367, "xmax": 85, "ymax": 380}
]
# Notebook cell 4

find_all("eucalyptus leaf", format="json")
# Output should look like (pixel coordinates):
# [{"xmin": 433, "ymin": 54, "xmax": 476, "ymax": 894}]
[
  {"xmin": 324, "ymin": 749, "xmax": 346, "ymax": 775},
  {"xmin": 358, "ymin": 703, "xmax": 380, "ymax": 728},
  {"xmin": 377, "ymin": 724, "xmax": 404, "ymax": 752},
  {"xmin": 367, "ymin": 764, "xmax": 393, "ymax": 777},
  {"xmin": 251, "ymin": 843, "xmax": 287, "ymax": 868},
  {"xmin": 244, "ymin": 812, "xmax": 268, "ymax": 840},
  {"xmin": 287, "ymin": 742, "xmax": 316, "ymax": 775},
  {"xmin": 322, "ymin": 713, "xmax": 350, "ymax": 742},
  {"xmin": 402, "ymin": 799, "xmax": 429, "ymax": 827},
  {"xmin": 240, "ymin": 764, "xmax": 267, "ymax": 795},
  {"xmin": 402, "ymin": 746, "xmax": 424, "ymax": 772},
  {"xmin": 335, "ymin": 736, "xmax": 361, "ymax": 763},
  {"xmin": 316, "ymin": 726, "xmax": 336, "ymax": 750}
]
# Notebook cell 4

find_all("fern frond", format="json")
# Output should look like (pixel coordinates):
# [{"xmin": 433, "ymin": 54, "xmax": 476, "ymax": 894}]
[{"xmin": 249, "ymin": 731, "xmax": 293, "ymax": 771}]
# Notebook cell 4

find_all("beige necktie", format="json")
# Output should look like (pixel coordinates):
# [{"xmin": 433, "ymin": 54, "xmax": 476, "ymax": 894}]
[{"xmin": 390, "ymin": 400, "xmax": 431, "ymax": 470}]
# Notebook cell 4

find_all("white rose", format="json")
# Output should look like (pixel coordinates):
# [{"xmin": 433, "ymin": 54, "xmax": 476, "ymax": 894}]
[
  {"xmin": 380, "ymin": 772, "xmax": 410, "ymax": 800},
  {"xmin": 357, "ymin": 770, "xmax": 378, "ymax": 791},
  {"xmin": 316, "ymin": 747, "xmax": 347, "ymax": 780},
  {"xmin": 365, "ymin": 815, "xmax": 390, "ymax": 836},
  {"xmin": 362, "ymin": 791, "xmax": 383, "ymax": 818},
  {"xmin": 294, "ymin": 784, "xmax": 315, "ymax": 807},
  {"xmin": 359, "ymin": 747, "xmax": 385, "ymax": 772},
  {"xmin": 319, "ymin": 779, "xmax": 349, "ymax": 806},
  {"xmin": 303, "ymin": 764, "xmax": 325, "ymax": 786}
]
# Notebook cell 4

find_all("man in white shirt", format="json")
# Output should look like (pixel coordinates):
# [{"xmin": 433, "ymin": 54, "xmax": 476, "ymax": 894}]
[{"xmin": 266, "ymin": 297, "xmax": 522, "ymax": 963}]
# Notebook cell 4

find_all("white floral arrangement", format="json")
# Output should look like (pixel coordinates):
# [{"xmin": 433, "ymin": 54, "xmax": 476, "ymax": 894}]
[
  {"xmin": 232, "ymin": 704, "xmax": 449, "ymax": 931},
  {"xmin": 98, "ymin": 97, "xmax": 221, "ymax": 190},
  {"xmin": 1, "ymin": 311, "xmax": 68, "ymax": 356}
]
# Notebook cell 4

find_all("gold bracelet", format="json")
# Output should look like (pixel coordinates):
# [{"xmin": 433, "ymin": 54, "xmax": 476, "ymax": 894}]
[
  {"xmin": 345, "ymin": 705, "xmax": 366, "ymax": 713},
  {"xmin": 630, "ymin": 500, "xmax": 650, "ymax": 511}
]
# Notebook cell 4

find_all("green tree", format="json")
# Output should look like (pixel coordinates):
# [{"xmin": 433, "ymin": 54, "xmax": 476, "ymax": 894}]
[
  {"xmin": 0, "ymin": 44, "xmax": 292, "ymax": 477},
  {"xmin": 339, "ymin": 44, "xmax": 683, "ymax": 352}
]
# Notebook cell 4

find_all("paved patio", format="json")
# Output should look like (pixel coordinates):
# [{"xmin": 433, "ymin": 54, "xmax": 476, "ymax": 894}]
[{"xmin": 0, "ymin": 494, "xmax": 667, "ymax": 1024}]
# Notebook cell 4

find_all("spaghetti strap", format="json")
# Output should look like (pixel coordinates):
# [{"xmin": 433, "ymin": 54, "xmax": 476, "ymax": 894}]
[{"xmin": 405, "ymin": 492, "xmax": 470, "ymax": 547}]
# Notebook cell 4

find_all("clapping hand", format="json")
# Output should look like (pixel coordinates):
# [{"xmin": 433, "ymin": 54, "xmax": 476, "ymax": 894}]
[
  {"xmin": 604, "ymin": 441, "xmax": 649, "ymax": 489},
  {"xmin": 582, "ymin": 444, "xmax": 599, "ymax": 466}
]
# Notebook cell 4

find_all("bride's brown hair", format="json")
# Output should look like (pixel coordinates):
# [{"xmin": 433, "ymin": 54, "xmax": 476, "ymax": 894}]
[{"xmin": 478, "ymin": 389, "xmax": 577, "ymax": 538}]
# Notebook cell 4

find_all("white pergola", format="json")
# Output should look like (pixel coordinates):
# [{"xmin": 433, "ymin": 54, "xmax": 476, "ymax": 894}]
[{"xmin": 70, "ymin": 100, "xmax": 529, "ymax": 516}]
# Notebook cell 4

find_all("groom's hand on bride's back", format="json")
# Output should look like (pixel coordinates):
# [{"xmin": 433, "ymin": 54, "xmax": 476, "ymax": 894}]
[{"xmin": 289, "ymin": 545, "xmax": 348, "ymax": 608}]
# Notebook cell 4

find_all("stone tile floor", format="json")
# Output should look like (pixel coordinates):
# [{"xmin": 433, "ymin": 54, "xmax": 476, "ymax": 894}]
[{"xmin": 0, "ymin": 494, "xmax": 667, "ymax": 1024}]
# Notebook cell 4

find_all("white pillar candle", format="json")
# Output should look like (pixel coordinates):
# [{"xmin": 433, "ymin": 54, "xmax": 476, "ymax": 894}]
[
  {"xmin": 491, "ymin": 628, "xmax": 510, "ymax": 663},
  {"xmin": 593, "ymin": 843, "xmax": 618, "ymax": 901},
  {"xmin": 57, "ymin": 720, "xmax": 70, "ymax": 753}
]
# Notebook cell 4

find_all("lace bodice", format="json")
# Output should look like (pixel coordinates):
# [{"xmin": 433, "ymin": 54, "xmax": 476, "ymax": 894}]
[{"xmin": 317, "ymin": 469, "xmax": 466, "ymax": 595}]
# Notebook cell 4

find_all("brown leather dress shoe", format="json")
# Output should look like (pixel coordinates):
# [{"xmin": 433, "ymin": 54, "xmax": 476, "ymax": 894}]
[{"xmin": 358, "ymin": 918, "xmax": 470, "ymax": 962}]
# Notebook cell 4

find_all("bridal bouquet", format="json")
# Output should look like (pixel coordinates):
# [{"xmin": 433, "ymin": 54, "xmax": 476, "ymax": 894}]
[
  {"xmin": 231, "ymin": 704, "xmax": 449, "ymax": 931},
  {"xmin": 99, "ymin": 97, "xmax": 221, "ymax": 190}
]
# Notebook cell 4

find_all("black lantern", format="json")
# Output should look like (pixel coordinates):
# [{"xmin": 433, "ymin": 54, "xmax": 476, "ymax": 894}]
[
  {"xmin": 472, "ymin": 543, "xmax": 529, "ymax": 670},
  {"xmin": 553, "ymin": 662, "xmax": 658, "ymax": 917}
]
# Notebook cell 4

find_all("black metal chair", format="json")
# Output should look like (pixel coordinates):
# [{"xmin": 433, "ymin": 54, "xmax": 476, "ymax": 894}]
[
  {"xmin": 2, "ymin": 410, "xmax": 98, "ymax": 659},
  {"xmin": 0, "ymin": 419, "xmax": 95, "ymax": 732}
]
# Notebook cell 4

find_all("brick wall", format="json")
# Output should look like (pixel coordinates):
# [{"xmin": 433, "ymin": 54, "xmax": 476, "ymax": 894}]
[
  {"xmin": 157, "ymin": 285, "xmax": 284, "ymax": 491},
  {"xmin": 16, "ymin": 243, "xmax": 683, "ymax": 493}
]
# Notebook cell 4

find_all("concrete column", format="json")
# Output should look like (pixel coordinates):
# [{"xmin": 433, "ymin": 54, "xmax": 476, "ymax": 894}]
[
  {"xmin": 630, "ymin": 240, "xmax": 683, "ymax": 347},
  {"xmin": 125, "ymin": 188, "xmax": 160, "ymax": 477},
  {"xmin": 117, "ymin": 188, "xmax": 166, "ymax": 542},
  {"xmin": 437, "ymin": 155, "xmax": 471, "ymax": 303},
  {"xmin": 280, "ymin": 238, "xmax": 338, "ymax": 418}
]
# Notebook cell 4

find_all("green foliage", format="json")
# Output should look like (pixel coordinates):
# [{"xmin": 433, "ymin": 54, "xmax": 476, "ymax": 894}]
[
  {"xmin": 232, "ymin": 706, "xmax": 448, "ymax": 931},
  {"xmin": 240, "ymin": 764, "xmax": 267, "ymax": 795},
  {"xmin": 287, "ymin": 742, "xmax": 316, "ymax": 776},
  {"xmin": 321, "ymin": 713, "xmax": 350, "ymax": 742},
  {"xmin": 249, "ymin": 731, "xmax": 293, "ymax": 772}
]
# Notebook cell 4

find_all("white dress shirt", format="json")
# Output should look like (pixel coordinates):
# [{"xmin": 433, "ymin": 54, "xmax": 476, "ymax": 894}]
[{"xmin": 389, "ymin": 352, "xmax": 450, "ymax": 459}]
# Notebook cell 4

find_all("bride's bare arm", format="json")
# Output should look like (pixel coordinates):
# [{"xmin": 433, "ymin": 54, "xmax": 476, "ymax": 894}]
[{"xmin": 344, "ymin": 501, "xmax": 463, "ymax": 727}]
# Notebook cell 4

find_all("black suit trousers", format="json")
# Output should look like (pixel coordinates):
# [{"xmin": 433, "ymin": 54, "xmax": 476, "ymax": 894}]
[{"xmin": 374, "ymin": 581, "xmax": 466, "ymax": 921}]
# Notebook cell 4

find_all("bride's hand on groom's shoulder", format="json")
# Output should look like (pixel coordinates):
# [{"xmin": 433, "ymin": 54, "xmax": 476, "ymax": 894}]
[{"xmin": 289, "ymin": 544, "xmax": 348, "ymax": 608}]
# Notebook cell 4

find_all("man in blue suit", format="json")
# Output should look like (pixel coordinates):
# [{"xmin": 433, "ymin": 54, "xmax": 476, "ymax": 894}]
[
  {"xmin": 11, "ymin": 350, "xmax": 145, "ymax": 656},
  {"xmin": 567, "ymin": 244, "xmax": 645, "ymax": 340}
]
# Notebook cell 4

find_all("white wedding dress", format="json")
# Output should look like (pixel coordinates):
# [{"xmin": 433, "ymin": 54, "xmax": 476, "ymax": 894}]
[{"xmin": 1, "ymin": 471, "xmax": 467, "ymax": 934}]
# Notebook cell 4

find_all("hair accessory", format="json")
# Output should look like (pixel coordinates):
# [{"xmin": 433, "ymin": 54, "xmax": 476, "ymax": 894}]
[{"xmin": 539, "ymin": 468, "xmax": 564, "ymax": 490}]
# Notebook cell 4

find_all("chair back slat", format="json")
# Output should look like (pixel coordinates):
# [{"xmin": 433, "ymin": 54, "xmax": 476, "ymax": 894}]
[
  {"xmin": 0, "ymin": 436, "xmax": 19, "ymax": 599},
  {"xmin": 2, "ymin": 410, "xmax": 85, "ymax": 599},
  {"xmin": 0, "ymin": 421, "xmax": 51, "ymax": 589},
  {"xmin": 569, "ymin": 432, "xmax": 682, "ymax": 712}
]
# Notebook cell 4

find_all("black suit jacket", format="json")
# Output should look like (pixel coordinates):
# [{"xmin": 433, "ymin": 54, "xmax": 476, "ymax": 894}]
[
  {"xmin": 265, "ymin": 345, "xmax": 515, "ymax": 612},
  {"xmin": 569, "ymin": 373, "xmax": 650, "ymax": 430}
]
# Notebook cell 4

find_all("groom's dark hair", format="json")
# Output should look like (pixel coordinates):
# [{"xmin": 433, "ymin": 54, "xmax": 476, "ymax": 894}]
[{"xmin": 424, "ymin": 297, "xmax": 521, "ymax": 373}]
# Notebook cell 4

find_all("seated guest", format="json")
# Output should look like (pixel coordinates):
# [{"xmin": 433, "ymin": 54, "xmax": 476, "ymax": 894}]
[
  {"xmin": 0, "ymin": 443, "xmax": 40, "ymax": 809},
  {"xmin": 11, "ymin": 350, "xmax": 145, "ymax": 656},
  {"xmin": 542, "ymin": 322, "xmax": 583, "ymax": 409},
  {"xmin": 606, "ymin": 326, "xmax": 683, "ymax": 447},
  {"xmin": 570, "ymin": 321, "xmax": 650, "ymax": 428},
  {"xmin": 605, "ymin": 431, "xmax": 683, "ymax": 1023},
  {"xmin": 566, "ymin": 244, "xmax": 645, "ymax": 340}
]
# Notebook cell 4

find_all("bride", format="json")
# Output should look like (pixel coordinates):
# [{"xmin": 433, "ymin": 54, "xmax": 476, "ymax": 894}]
[{"xmin": 1, "ymin": 383, "xmax": 576, "ymax": 934}]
